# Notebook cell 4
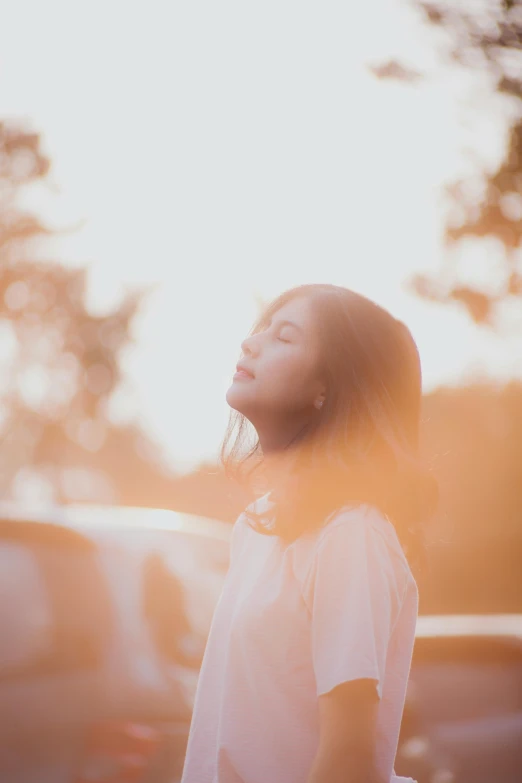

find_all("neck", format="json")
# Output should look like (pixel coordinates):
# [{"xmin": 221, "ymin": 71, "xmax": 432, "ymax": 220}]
[
  {"xmin": 256, "ymin": 413, "xmax": 311, "ymax": 456},
  {"xmin": 252, "ymin": 414, "xmax": 311, "ymax": 493}
]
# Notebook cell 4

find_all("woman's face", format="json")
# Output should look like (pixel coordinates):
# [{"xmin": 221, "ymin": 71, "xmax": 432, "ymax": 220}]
[{"xmin": 226, "ymin": 296, "xmax": 325, "ymax": 421}]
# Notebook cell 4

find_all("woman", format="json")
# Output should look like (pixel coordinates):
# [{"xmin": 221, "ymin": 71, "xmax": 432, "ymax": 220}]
[{"xmin": 181, "ymin": 284, "xmax": 437, "ymax": 783}]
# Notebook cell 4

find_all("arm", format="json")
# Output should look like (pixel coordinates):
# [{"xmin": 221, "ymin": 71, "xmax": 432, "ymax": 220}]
[
  {"xmin": 307, "ymin": 679, "xmax": 385, "ymax": 783},
  {"xmin": 303, "ymin": 509, "xmax": 407, "ymax": 783}
]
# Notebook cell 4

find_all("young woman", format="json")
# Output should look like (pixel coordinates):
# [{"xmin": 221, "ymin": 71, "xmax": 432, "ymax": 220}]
[{"xmin": 181, "ymin": 284, "xmax": 437, "ymax": 783}]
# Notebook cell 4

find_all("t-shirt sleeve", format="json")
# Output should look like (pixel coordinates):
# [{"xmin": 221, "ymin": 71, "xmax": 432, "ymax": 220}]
[{"xmin": 303, "ymin": 510, "xmax": 406, "ymax": 699}]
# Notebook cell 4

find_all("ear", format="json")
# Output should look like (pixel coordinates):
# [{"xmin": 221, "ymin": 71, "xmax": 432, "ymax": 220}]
[{"xmin": 314, "ymin": 391, "xmax": 326, "ymax": 410}]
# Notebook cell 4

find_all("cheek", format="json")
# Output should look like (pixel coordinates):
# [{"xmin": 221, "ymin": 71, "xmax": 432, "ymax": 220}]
[
  {"xmin": 226, "ymin": 347, "xmax": 320, "ymax": 416},
  {"xmin": 261, "ymin": 352, "xmax": 316, "ymax": 406}
]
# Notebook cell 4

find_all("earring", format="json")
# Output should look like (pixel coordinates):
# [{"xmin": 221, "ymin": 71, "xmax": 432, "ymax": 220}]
[{"xmin": 315, "ymin": 399, "xmax": 324, "ymax": 410}]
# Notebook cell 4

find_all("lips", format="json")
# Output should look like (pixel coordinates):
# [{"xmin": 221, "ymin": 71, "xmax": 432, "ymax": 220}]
[{"xmin": 235, "ymin": 362, "xmax": 255, "ymax": 379}]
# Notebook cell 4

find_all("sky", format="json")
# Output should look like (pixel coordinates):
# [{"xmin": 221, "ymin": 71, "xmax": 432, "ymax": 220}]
[{"xmin": 1, "ymin": 1, "xmax": 521, "ymax": 470}]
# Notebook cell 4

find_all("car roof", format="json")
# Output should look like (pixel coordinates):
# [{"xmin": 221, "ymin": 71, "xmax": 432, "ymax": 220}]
[
  {"xmin": 416, "ymin": 614, "xmax": 522, "ymax": 640},
  {"xmin": 63, "ymin": 504, "xmax": 232, "ymax": 541},
  {"xmin": 0, "ymin": 501, "xmax": 232, "ymax": 544}
]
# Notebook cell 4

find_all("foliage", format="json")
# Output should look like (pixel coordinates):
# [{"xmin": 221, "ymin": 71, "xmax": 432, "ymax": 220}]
[
  {"xmin": 374, "ymin": 0, "xmax": 522, "ymax": 324},
  {"xmin": 0, "ymin": 122, "xmax": 143, "ymax": 499}
]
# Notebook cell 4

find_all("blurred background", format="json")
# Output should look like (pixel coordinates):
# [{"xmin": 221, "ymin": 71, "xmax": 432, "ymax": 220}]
[
  {"xmin": 1, "ymin": 0, "xmax": 521, "ymax": 615},
  {"xmin": 1, "ymin": 2, "xmax": 522, "ymax": 782}
]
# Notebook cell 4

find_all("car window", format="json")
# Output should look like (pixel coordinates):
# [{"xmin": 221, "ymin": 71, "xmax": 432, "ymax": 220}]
[
  {"xmin": 143, "ymin": 533, "xmax": 229, "ymax": 667},
  {"xmin": 184, "ymin": 534, "xmax": 230, "ymax": 574},
  {"xmin": 164, "ymin": 533, "xmax": 229, "ymax": 640},
  {"xmin": 0, "ymin": 535, "xmax": 112, "ymax": 679}
]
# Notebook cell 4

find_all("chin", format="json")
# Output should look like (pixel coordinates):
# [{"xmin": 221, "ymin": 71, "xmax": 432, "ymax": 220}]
[{"xmin": 226, "ymin": 380, "xmax": 254, "ymax": 415}]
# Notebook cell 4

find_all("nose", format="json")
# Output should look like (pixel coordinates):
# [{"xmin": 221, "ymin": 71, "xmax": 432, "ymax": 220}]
[{"xmin": 240, "ymin": 332, "xmax": 261, "ymax": 358}]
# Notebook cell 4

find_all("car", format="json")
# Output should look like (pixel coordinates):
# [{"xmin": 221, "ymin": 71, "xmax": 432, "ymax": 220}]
[
  {"xmin": 2, "ymin": 502, "xmax": 521, "ymax": 783},
  {"xmin": 0, "ymin": 502, "xmax": 231, "ymax": 783},
  {"xmin": 395, "ymin": 614, "xmax": 522, "ymax": 783}
]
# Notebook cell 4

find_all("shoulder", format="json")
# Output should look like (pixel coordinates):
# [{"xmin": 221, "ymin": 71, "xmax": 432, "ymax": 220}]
[
  {"xmin": 297, "ymin": 504, "xmax": 413, "ymax": 605},
  {"xmin": 317, "ymin": 504, "xmax": 408, "ymax": 566}
]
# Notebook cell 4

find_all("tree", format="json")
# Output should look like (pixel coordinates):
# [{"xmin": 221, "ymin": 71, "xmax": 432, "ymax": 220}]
[
  {"xmin": 0, "ymin": 121, "xmax": 145, "ymax": 500},
  {"xmin": 373, "ymin": 0, "xmax": 522, "ymax": 325}
]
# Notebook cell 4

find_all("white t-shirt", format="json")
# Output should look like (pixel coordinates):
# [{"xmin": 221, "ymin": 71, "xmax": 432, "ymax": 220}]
[{"xmin": 181, "ymin": 495, "xmax": 418, "ymax": 783}]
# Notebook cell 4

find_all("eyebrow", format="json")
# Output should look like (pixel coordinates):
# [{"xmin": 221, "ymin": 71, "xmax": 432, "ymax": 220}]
[{"xmin": 268, "ymin": 318, "xmax": 303, "ymax": 334}]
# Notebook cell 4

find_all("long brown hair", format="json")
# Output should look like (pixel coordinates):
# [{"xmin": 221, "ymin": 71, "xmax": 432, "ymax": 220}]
[{"xmin": 221, "ymin": 284, "xmax": 437, "ymax": 566}]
